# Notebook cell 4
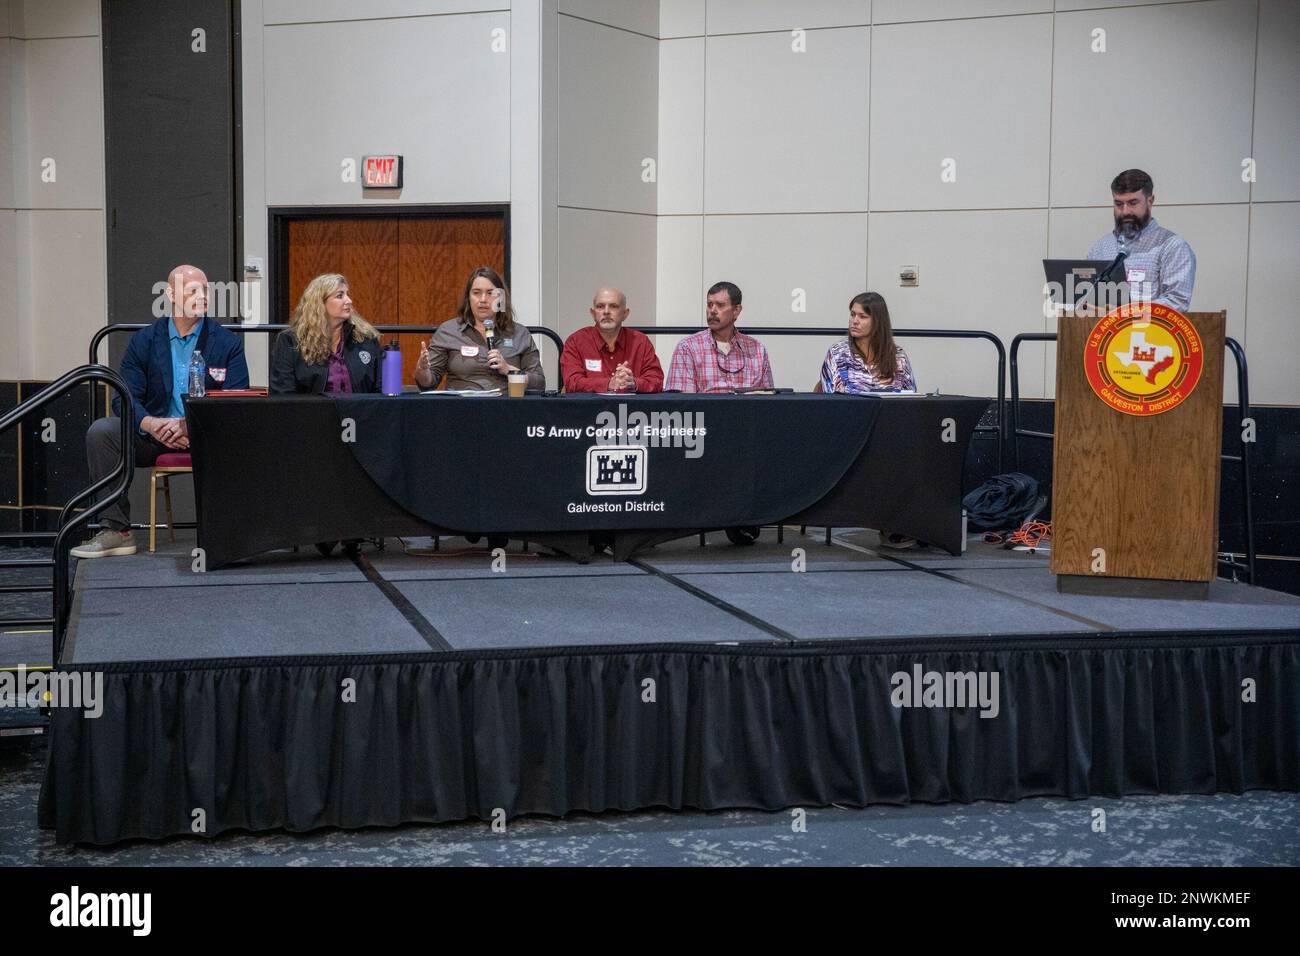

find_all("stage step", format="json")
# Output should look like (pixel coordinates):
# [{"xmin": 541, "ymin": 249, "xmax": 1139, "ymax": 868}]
[{"xmin": 0, "ymin": 703, "xmax": 49, "ymax": 739}]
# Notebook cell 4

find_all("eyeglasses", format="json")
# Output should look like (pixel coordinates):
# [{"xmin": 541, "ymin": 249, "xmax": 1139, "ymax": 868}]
[{"xmin": 713, "ymin": 338, "xmax": 745, "ymax": 375}]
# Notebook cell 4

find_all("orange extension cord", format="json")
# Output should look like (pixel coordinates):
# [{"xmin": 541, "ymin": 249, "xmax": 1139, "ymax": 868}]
[{"xmin": 1005, "ymin": 521, "xmax": 1053, "ymax": 551}]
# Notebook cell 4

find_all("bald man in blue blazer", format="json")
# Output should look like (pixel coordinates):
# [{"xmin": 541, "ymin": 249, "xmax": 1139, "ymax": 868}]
[{"xmin": 72, "ymin": 264, "xmax": 249, "ymax": 558}]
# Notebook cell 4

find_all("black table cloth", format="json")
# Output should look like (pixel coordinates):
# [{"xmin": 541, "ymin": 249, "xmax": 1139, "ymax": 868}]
[{"xmin": 186, "ymin": 393, "xmax": 990, "ymax": 569}]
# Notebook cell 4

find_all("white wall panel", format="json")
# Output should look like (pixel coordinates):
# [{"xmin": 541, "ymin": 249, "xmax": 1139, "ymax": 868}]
[
  {"xmin": 655, "ymin": 214, "xmax": 703, "ymax": 323},
  {"xmin": 867, "ymin": 209, "xmax": 1049, "ymax": 397},
  {"xmin": 264, "ymin": 0, "xmax": 503, "ymax": 25},
  {"xmin": 870, "ymin": 15, "xmax": 1052, "ymax": 210},
  {"xmin": 0, "ymin": 37, "xmax": 14, "ymax": 208},
  {"xmin": 660, "ymin": 0, "xmax": 703, "ymax": 38},
  {"xmin": 704, "ymin": 27, "xmax": 869, "ymax": 214},
  {"xmin": 263, "ymin": 13, "xmax": 510, "ymax": 205},
  {"xmin": 657, "ymin": 37, "xmax": 703, "ymax": 214},
  {"xmin": 15, "ymin": 36, "xmax": 103, "ymax": 209},
  {"xmin": 10, "ymin": 0, "xmax": 97, "ymax": 38},
  {"xmin": 1056, "ymin": 0, "xmax": 1205, "ymax": 9},
  {"xmin": 873, "ymin": 0, "xmax": 1049, "ymax": 22},
  {"xmin": 1050, "ymin": 0, "xmax": 1255, "ymax": 207},
  {"xmin": 1252, "ymin": 0, "xmax": 1300, "ymax": 203},
  {"xmin": 24, "ymin": 209, "xmax": 105, "ymax": 380},
  {"xmin": 700, "ymin": 213, "xmax": 868, "ymax": 389},
  {"xmin": 558, "ymin": 0, "xmax": 658, "ymax": 36},
  {"xmin": 706, "ymin": 0, "xmax": 869, "ymax": 34},
  {"xmin": 557, "ymin": 207, "xmax": 656, "ymax": 343},
  {"xmin": 559, "ymin": 14, "xmax": 658, "ymax": 213},
  {"xmin": 1245, "ymin": 202, "xmax": 1300, "ymax": 406},
  {"xmin": 0, "ymin": 209, "xmax": 19, "ymax": 378}
]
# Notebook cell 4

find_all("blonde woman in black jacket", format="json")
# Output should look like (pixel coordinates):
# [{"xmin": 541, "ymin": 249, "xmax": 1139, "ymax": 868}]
[{"xmin": 271, "ymin": 273, "xmax": 383, "ymax": 395}]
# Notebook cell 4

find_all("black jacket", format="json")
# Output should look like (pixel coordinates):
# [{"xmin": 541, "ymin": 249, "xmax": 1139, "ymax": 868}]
[{"xmin": 269, "ymin": 327, "xmax": 383, "ymax": 395}]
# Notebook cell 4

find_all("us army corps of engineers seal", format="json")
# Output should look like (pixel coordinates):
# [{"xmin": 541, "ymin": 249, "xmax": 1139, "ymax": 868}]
[{"xmin": 1083, "ymin": 302, "xmax": 1205, "ymax": 417}]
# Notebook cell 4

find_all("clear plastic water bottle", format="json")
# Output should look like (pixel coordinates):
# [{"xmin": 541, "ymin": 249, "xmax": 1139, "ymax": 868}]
[{"xmin": 188, "ymin": 350, "xmax": 206, "ymax": 398}]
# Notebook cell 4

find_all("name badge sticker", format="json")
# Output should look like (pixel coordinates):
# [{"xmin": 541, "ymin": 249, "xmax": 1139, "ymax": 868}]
[
  {"xmin": 585, "ymin": 359, "xmax": 603, "ymax": 373},
  {"xmin": 461, "ymin": 345, "xmax": 480, "ymax": 357},
  {"xmin": 209, "ymin": 367, "xmax": 226, "ymax": 382},
  {"xmin": 1126, "ymin": 268, "xmax": 1147, "ymax": 283},
  {"xmin": 503, "ymin": 338, "xmax": 514, "ymax": 348}
]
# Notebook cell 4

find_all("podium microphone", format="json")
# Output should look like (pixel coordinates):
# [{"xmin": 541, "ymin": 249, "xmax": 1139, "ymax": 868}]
[
  {"xmin": 483, "ymin": 317, "xmax": 497, "ymax": 354},
  {"xmin": 1097, "ymin": 250, "xmax": 1127, "ymax": 284}
]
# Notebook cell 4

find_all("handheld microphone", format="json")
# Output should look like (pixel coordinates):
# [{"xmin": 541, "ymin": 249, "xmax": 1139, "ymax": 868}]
[{"xmin": 483, "ymin": 317, "xmax": 497, "ymax": 354}]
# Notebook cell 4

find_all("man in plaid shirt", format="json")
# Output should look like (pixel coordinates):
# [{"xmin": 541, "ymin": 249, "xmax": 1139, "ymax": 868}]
[
  {"xmin": 665, "ymin": 281, "xmax": 775, "ymax": 392},
  {"xmin": 1087, "ymin": 168, "xmax": 1196, "ymax": 312}
]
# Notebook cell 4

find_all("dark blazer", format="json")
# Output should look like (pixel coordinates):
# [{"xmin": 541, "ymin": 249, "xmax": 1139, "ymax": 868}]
[
  {"xmin": 269, "ymin": 327, "xmax": 383, "ymax": 395},
  {"xmin": 113, "ymin": 317, "xmax": 250, "ymax": 431}
]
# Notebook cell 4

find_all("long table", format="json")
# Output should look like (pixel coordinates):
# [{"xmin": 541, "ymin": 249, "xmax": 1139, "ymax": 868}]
[{"xmin": 185, "ymin": 393, "xmax": 990, "ymax": 569}]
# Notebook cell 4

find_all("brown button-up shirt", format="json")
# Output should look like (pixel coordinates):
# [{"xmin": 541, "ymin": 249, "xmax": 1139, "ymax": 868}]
[{"xmin": 418, "ymin": 316, "xmax": 545, "ymax": 392}]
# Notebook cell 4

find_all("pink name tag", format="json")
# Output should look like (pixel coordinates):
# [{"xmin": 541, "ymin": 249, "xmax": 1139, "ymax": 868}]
[{"xmin": 461, "ymin": 345, "xmax": 480, "ymax": 358}]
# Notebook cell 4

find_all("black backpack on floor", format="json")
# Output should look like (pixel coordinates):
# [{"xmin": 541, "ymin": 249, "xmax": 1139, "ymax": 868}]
[{"xmin": 962, "ymin": 473, "xmax": 1045, "ymax": 532}]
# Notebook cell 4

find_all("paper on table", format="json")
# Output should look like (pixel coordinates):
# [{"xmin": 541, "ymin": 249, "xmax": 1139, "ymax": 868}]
[{"xmin": 420, "ymin": 388, "xmax": 502, "ymax": 397}]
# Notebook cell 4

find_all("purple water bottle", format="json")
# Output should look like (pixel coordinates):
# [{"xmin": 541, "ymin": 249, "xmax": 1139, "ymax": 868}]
[{"xmin": 381, "ymin": 341, "xmax": 403, "ymax": 395}]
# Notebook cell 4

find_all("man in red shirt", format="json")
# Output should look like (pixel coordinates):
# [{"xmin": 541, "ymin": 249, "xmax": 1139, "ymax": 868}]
[{"xmin": 560, "ymin": 287, "xmax": 664, "ymax": 393}]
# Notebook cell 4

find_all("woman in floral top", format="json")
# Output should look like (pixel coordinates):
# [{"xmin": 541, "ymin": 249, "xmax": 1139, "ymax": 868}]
[{"xmin": 818, "ymin": 292, "xmax": 916, "ymax": 393}]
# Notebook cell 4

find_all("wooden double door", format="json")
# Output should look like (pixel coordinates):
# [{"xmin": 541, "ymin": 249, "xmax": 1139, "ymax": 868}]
[{"xmin": 279, "ymin": 208, "xmax": 507, "ymax": 385}]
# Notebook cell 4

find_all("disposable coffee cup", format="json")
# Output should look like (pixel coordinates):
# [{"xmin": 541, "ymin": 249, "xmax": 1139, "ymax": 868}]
[{"xmin": 507, "ymin": 372, "xmax": 527, "ymax": 397}]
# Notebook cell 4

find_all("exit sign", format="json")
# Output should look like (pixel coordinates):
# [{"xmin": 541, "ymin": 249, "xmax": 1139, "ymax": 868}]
[{"xmin": 363, "ymin": 155, "xmax": 403, "ymax": 188}]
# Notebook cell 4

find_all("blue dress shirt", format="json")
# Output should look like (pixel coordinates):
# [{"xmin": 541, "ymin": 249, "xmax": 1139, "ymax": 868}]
[{"xmin": 167, "ymin": 316, "xmax": 204, "ymax": 418}]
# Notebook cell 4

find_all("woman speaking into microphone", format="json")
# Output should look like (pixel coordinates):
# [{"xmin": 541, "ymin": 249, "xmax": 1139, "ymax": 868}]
[{"xmin": 414, "ymin": 267, "xmax": 544, "ymax": 392}]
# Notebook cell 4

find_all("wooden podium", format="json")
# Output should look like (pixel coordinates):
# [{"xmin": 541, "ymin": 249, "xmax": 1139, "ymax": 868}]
[{"xmin": 1051, "ymin": 307, "xmax": 1226, "ymax": 599}]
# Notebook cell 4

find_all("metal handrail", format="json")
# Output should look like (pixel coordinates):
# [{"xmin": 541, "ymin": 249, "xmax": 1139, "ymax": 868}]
[
  {"xmin": 1008, "ymin": 332, "xmax": 1059, "ymax": 465},
  {"xmin": 632, "ymin": 326, "xmax": 1007, "ymax": 473},
  {"xmin": 1008, "ymin": 332, "xmax": 1256, "ymax": 585},
  {"xmin": 88, "ymin": 322, "xmax": 566, "ymax": 364},
  {"xmin": 1222, "ymin": 338, "xmax": 1257, "ymax": 584},
  {"xmin": 0, "ymin": 365, "xmax": 134, "ymax": 659},
  {"xmin": 87, "ymin": 322, "xmax": 567, "ymax": 419},
  {"xmin": 88, "ymin": 322, "xmax": 1009, "ymax": 470}
]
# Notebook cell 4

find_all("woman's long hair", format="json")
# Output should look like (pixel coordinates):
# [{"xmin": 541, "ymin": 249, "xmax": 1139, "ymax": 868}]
[
  {"xmin": 289, "ymin": 273, "xmax": 379, "ymax": 366},
  {"xmin": 457, "ymin": 266, "xmax": 516, "ymax": 336},
  {"xmin": 849, "ymin": 291, "xmax": 899, "ymax": 384}
]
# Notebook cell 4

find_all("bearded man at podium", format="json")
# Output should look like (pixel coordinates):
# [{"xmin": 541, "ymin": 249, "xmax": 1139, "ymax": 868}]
[{"xmin": 1087, "ymin": 168, "xmax": 1197, "ymax": 312}]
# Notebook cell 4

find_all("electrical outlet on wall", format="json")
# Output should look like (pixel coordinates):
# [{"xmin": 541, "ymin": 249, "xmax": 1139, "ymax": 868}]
[{"xmin": 899, "ymin": 266, "xmax": 919, "ymax": 287}]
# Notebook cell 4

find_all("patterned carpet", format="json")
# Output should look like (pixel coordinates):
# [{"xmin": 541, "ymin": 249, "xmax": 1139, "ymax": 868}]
[{"xmin": 3, "ymin": 740, "xmax": 1297, "ymax": 866}]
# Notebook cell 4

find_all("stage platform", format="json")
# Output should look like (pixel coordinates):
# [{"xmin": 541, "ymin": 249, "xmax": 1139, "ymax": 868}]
[
  {"xmin": 60, "ymin": 531, "xmax": 1300, "ymax": 655},
  {"xmin": 25, "ymin": 529, "xmax": 1300, "ymax": 845}
]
